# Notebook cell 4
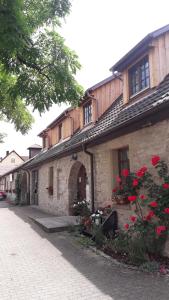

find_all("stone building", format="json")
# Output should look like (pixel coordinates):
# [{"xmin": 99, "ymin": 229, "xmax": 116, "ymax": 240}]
[
  {"xmin": 23, "ymin": 24, "xmax": 169, "ymax": 226},
  {"xmin": 0, "ymin": 150, "xmax": 28, "ymax": 191},
  {"xmin": 0, "ymin": 145, "xmax": 42, "ymax": 204}
]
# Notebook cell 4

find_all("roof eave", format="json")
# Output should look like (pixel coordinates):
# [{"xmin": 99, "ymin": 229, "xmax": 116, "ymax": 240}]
[
  {"xmin": 24, "ymin": 100, "xmax": 169, "ymax": 170},
  {"xmin": 110, "ymin": 36, "xmax": 152, "ymax": 72}
]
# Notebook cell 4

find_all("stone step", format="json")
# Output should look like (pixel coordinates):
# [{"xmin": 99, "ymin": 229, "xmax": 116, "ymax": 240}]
[{"xmin": 29, "ymin": 216, "xmax": 80, "ymax": 233}]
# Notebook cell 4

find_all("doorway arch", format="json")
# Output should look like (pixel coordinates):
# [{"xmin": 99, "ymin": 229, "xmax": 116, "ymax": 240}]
[{"xmin": 68, "ymin": 161, "xmax": 87, "ymax": 215}]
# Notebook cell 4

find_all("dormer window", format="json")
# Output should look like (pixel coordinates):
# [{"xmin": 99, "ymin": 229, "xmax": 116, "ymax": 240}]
[
  {"xmin": 83, "ymin": 102, "xmax": 92, "ymax": 125},
  {"xmin": 129, "ymin": 56, "xmax": 150, "ymax": 97},
  {"xmin": 58, "ymin": 123, "xmax": 62, "ymax": 140},
  {"xmin": 43, "ymin": 136, "xmax": 49, "ymax": 149}
]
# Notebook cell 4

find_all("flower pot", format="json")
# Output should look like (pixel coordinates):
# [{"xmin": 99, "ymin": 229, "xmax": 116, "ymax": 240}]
[{"xmin": 113, "ymin": 195, "xmax": 129, "ymax": 205}]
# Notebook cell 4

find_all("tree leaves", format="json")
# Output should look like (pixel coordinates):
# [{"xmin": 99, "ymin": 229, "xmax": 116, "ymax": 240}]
[{"xmin": 0, "ymin": 0, "xmax": 83, "ymax": 137}]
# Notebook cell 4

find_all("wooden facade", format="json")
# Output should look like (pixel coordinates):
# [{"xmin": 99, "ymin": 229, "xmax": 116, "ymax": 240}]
[
  {"xmin": 39, "ymin": 27, "xmax": 169, "ymax": 150},
  {"xmin": 122, "ymin": 32, "xmax": 169, "ymax": 104}
]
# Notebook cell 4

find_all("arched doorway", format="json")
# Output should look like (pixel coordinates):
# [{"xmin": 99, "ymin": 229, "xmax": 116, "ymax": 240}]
[{"xmin": 68, "ymin": 161, "xmax": 87, "ymax": 215}]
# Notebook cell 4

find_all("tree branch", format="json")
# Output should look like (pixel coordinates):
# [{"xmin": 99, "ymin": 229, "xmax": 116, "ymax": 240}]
[{"xmin": 17, "ymin": 55, "xmax": 51, "ymax": 81}]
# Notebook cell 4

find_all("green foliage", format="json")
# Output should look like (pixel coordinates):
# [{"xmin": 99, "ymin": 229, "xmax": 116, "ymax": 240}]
[
  {"xmin": 76, "ymin": 235, "xmax": 96, "ymax": 248},
  {"xmin": 0, "ymin": 0, "xmax": 83, "ymax": 137},
  {"xmin": 92, "ymin": 225, "xmax": 106, "ymax": 247},
  {"xmin": 107, "ymin": 231, "xmax": 147, "ymax": 265},
  {"xmin": 72, "ymin": 200, "xmax": 91, "ymax": 217},
  {"xmin": 139, "ymin": 261, "xmax": 160, "ymax": 273},
  {"xmin": 0, "ymin": 65, "xmax": 33, "ymax": 134},
  {"xmin": 112, "ymin": 157, "xmax": 169, "ymax": 265},
  {"xmin": 107, "ymin": 231, "xmax": 129, "ymax": 254}
]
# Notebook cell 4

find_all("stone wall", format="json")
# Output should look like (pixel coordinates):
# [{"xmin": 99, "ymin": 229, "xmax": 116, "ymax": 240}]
[
  {"xmin": 92, "ymin": 119, "xmax": 169, "ymax": 226},
  {"xmin": 32, "ymin": 152, "xmax": 91, "ymax": 215},
  {"xmin": 32, "ymin": 119, "xmax": 169, "ymax": 226}
]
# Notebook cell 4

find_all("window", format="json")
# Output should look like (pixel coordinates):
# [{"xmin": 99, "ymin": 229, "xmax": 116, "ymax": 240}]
[
  {"xmin": 129, "ymin": 56, "xmax": 150, "ymax": 96},
  {"xmin": 43, "ymin": 136, "xmax": 48, "ymax": 148},
  {"xmin": 48, "ymin": 166, "xmax": 54, "ymax": 195},
  {"xmin": 11, "ymin": 157, "xmax": 15, "ymax": 163},
  {"xmin": 58, "ymin": 123, "xmax": 62, "ymax": 140},
  {"xmin": 118, "ymin": 147, "xmax": 130, "ymax": 179},
  {"xmin": 57, "ymin": 168, "xmax": 62, "ymax": 199},
  {"xmin": 83, "ymin": 102, "xmax": 92, "ymax": 125}
]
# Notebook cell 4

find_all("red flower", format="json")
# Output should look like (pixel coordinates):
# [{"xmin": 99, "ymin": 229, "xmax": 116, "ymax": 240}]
[
  {"xmin": 151, "ymin": 155, "xmax": 160, "ymax": 166},
  {"xmin": 133, "ymin": 179, "xmax": 139, "ymax": 187},
  {"xmin": 163, "ymin": 183, "xmax": 169, "ymax": 189},
  {"xmin": 146, "ymin": 211, "xmax": 154, "ymax": 220},
  {"xmin": 149, "ymin": 201, "xmax": 158, "ymax": 208},
  {"xmin": 122, "ymin": 169, "xmax": 129, "ymax": 177},
  {"xmin": 164, "ymin": 208, "xmax": 169, "ymax": 214},
  {"xmin": 136, "ymin": 166, "xmax": 147, "ymax": 177},
  {"xmin": 112, "ymin": 188, "xmax": 117, "ymax": 193},
  {"xmin": 116, "ymin": 176, "xmax": 121, "ymax": 183},
  {"xmin": 140, "ymin": 194, "xmax": 146, "ymax": 200},
  {"xmin": 128, "ymin": 195, "xmax": 137, "ymax": 202},
  {"xmin": 130, "ymin": 215, "xmax": 137, "ymax": 222},
  {"xmin": 156, "ymin": 225, "xmax": 166, "ymax": 236},
  {"xmin": 124, "ymin": 223, "xmax": 129, "ymax": 230}
]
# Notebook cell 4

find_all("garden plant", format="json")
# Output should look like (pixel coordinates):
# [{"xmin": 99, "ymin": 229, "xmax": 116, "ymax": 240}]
[{"xmin": 111, "ymin": 155, "xmax": 169, "ymax": 265}]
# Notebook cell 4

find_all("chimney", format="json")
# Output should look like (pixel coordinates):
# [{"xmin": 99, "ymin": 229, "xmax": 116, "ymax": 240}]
[
  {"xmin": 27, "ymin": 145, "xmax": 42, "ymax": 159},
  {"xmin": 6, "ymin": 151, "xmax": 9, "ymax": 156}
]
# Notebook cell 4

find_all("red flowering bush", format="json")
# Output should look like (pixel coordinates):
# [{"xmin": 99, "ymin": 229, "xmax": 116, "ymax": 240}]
[
  {"xmin": 151, "ymin": 155, "xmax": 160, "ymax": 166},
  {"xmin": 113, "ymin": 155, "xmax": 169, "ymax": 261}
]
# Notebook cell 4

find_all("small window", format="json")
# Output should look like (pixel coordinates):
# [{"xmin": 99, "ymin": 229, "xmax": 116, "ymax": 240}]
[
  {"xmin": 11, "ymin": 158, "xmax": 15, "ymax": 163},
  {"xmin": 58, "ymin": 123, "xmax": 62, "ymax": 140},
  {"xmin": 129, "ymin": 56, "xmax": 150, "ymax": 96},
  {"xmin": 118, "ymin": 147, "xmax": 130, "ymax": 180},
  {"xmin": 48, "ymin": 166, "xmax": 54, "ymax": 195},
  {"xmin": 43, "ymin": 136, "xmax": 48, "ymax": 148},
  {"xmin": 83, "ymin": 102, "xmax": 92, "ymax": 125}
]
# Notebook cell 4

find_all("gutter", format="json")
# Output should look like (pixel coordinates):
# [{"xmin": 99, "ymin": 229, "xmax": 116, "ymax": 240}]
[
  {"xmin": 24, "ymin": 96, "xmax": 169, "ymax": 170},
  {"xmin": 83, "ymin": 144, "xmax": 95, "ymax": 213}
]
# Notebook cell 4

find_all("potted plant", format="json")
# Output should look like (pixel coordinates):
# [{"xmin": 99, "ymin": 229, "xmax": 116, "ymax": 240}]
[{"xmin": 72, "ymin": 199, "xmax": 91, "ymax": 217}]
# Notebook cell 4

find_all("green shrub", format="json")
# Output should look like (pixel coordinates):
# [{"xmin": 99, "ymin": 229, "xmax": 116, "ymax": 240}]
[{"xmin": 139, "ymin": 261, "xmax": 160, "ymax": 273}]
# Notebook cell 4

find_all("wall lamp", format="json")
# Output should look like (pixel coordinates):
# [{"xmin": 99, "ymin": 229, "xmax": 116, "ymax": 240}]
[{"xmin": 71, "ymin": 153, "xmax": 78, "ymax": 160}]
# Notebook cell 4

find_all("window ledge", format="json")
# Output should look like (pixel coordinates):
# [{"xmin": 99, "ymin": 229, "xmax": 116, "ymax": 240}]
[
  {"xmin": 81, "ymin": 122, "xmax": 94, "ymax": 132},
  {"xmin": 130, "ymin": 86, "xmax": 150, "ymax": 100}
]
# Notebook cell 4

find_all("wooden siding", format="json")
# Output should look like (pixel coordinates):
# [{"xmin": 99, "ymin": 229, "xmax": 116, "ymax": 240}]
[
  {"xmin": 79, "ymin": 78, "xmax": 122, "ymax": 129},
  {"xmin": 45, "ymin": 108, "xmax": 80, "ymax": 147},
  {"xmin": 123, "ymin": 32, "xmax": 169, "ymax": 104},
  {"xmin": 92, "ymin": 78, "xmax": 122, "ymax": 119}
]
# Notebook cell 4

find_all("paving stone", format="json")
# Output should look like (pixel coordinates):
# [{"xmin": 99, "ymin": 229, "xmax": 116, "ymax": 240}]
[{"xmin": 0, "ymin": 202, "xmax": 169, "ymax": 299}]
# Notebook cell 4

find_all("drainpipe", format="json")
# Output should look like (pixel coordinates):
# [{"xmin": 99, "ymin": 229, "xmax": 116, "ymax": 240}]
[
  {"xmin": 21, "ymin": 169, "xmax": 31, "ymax": 205},
  {"xmin": 83, "ymin": 145, "xmax": 95, "ymax": 213}
]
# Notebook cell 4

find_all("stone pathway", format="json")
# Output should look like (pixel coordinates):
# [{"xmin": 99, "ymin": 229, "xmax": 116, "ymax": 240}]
[{"xmin": 0, "ymin": 201, "xmax": 169, "ymax": 299}]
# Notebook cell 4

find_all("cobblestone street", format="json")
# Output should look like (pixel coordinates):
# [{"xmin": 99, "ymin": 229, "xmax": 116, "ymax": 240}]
[{"xmin": 0, "ymin": 202, "xmax": 169, "ymax": 300}]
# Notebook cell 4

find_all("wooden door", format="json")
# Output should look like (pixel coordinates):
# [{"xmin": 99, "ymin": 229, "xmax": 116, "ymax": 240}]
[{"xmin": 77, "ymin": 165, "xmax": 86, "ymax": 201}]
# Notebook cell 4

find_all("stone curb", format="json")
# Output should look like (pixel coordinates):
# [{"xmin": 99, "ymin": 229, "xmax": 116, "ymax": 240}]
[{"xmin": 88, "ymin": 245, "xmax": 139, "ymax": 271}]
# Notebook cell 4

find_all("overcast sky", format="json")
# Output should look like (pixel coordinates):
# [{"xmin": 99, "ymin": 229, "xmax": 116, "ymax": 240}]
[{"xmin": 1, "ymin": 0, "xmax": 169, "ymax": 157}]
